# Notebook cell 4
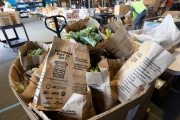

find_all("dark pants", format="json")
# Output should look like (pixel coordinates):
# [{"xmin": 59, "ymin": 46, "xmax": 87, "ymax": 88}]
[{"xmin": 132, "ymin": 10, "xmax": 147, "ymax": 30}]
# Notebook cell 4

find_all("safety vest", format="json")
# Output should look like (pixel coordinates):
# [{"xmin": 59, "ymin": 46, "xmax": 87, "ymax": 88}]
[
  {"xmin": 132, "ymin": 2, "xmax": 146, "ymax": 18},
  {"xmin": 6, "ymin": 2, "xmax": 12, "ymax": 8}
]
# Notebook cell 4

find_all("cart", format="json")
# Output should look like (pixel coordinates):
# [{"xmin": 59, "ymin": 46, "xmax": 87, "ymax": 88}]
[
  {"xmin": 44, "ymin": 15, "xmax": 67, "ymax": 38},
  {"xmin": 8, "ymin": 15, "xmax": 154, "ymax": 120},
  {"xmin": 0, "ymin": 23, "xmax": 29, "ymax": 51}
]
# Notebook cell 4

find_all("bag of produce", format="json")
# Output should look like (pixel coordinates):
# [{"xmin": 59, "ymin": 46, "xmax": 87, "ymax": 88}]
[
  {"xmin": 100, "ymin": 20, "xmax": 135, "ymax": 59},
  {"xmin": 57, "ymin": 88, "xmax": 96, "ymax": 120},
  {"xmin": 32, "ymin": 37, "xmax": 90, "ymax": 111},
  {"xmin": 105, "ymin": 27, "xmax": 134, "ymax": 59},
  {"xmin": 111, "ymin": 41, "xmax": 175, "ymax": 102},
  {"xmin": 18, "ymin": 41, "xmax": 49, "ymax": 71},
  {"xmin": 64, "ymin": 17, "xmax": 106, "ymax": 55},
  {"xmin": 129, "ymin": 14, "xmax": 180, "ymax": 50},
  {"xmin": 101, "ymin": 20, "xmax": 122, "ymax": 34},
  {"xmin": 86, "ymin": 58, "xmax": 125, "ymax": 112},
  {"xmin": 21, "ymin": 61, "xmax": 46, "ymax": 103}
]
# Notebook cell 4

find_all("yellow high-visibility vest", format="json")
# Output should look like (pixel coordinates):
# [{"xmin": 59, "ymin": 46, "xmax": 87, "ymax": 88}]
[
  {"xmin": 6, "ymin": 2, "xmax": 12, "ymax": 8},
  {"xmin": 132, "ymin": 2, "xmax": 146, "ymax": 18},
  {"xmin": 8, "ymin": 2, "xmax": 12, "ymax": 8}
]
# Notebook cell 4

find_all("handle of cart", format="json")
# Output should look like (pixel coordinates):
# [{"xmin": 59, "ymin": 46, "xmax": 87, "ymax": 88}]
[{"xmin": 44, "ymin": 15, "xmax": 67, "ymax": 38}]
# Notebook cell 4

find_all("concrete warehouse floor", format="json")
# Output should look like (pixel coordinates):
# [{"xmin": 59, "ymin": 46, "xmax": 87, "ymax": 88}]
[{"xmin": 0, "ymin": 17, "xmax": 180, "ymax": 120}]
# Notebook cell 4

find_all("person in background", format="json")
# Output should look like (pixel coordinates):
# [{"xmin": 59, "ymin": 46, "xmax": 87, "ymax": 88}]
[
  {"xmin": 164, "ymin": 0, "xmax": 173, "ymax": 10},
  {"xmin": 125, "ymin": 0, "xmax": 147, "ymax": 30},
  {"xmin": 3, "ymin": 0, "xmax": 12, "ymax": 9}
]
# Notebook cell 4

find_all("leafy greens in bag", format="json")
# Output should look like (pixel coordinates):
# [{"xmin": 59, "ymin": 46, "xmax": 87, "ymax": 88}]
[
  {"xmin": 86, "ymin": 58, "xmax": 125, "ymax": 112},
  {"xmin": 63, "ymin": 25, "xmax": 103, "ymax": 46}
]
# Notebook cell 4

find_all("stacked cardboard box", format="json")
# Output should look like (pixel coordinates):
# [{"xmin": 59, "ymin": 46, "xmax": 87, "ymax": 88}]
[
  {"xmin": 0, "ymin": 11, "xmax": 20, "ymax": 26},
  {"xmin": 143, "ymin": 0, "xmax": 162, "ymax": 11},
  {"xmin": 95, "ymin": 7, "xmax": 108, "ymax": 13},
  {"xmin": 61, "ymin": 0, "xmax": 69, "ymax": 8},
  {"xmin": 114, "ymin": 4, "xmax": 132, "ymax": 25}
]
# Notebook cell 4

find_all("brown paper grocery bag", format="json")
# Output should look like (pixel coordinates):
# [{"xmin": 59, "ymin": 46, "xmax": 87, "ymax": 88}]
[
  {"xmin": 101, "ymin": 20, "xmax": 122, "ymax": 33},
  {"xmin": 18, "ymin": 41, "xmax": 49, "ymax": 71},
  {"xmin": 32, "ymin": 37, "xmax": 90, "ymax": 111},
  {"xmin": 57, "ymin": 88, "xmax": 96, "ymax": 120},
  {"xmin": 105, "ymin": 26, "xmax": 134, "ymax": 59},
  {"xmin": 101, "ymin": 20, "xmax": 135, "ymax": 59},
  {"xmin": 86, "ymin": 58, "xmax": 125, "ymax": 112},
  {"xmin": 65, "ymin": 19, "xmax": 86, "ymax": 33},
  {"xmin": 98, "ymin": 58, "xmax": 125, "ymax": 80},
  {"xmin": 21, "ymin": 62, "xmax": 45, "ymax": 103}
]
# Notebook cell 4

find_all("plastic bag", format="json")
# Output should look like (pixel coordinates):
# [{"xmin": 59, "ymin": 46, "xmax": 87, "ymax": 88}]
[{"xmin": 129, "ymin": 14, "xmax": 180, "ymax": 50}]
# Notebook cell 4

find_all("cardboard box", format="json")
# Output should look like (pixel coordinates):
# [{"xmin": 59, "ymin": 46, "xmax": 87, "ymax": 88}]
[
  {"xmin": 162, "ymin": 11, "xmax": 180, "ymax": 18},
  {"xmin": 151, "ymin": 71, "xmax": 173, "ymax": 105},
  {"xmin": 114, "ymin": 5, "xmax": 131, "ymax": 15},
  {"xmin": 49, "ymin": 22, "xmax": 55, "ymax": 28},
  {"xmin": 47, "ymin": 6, "xmax": 56, "ymax": 15},
  {"xmin": 124, "ymin": 5, "xmax": 131, "ymax": 14},
  {"xmin": 108, "ymin": 8, "xmax": 114, "ymax": 13},
  {"xmin": 7, "ymin": 11, "xmax": 21, "ymax": 24},
  {"xmin": 125, "ymin": 16, "xmax": 131, "ymax": 24},
  {"xmin": 61, "ymin": 0, "xmax": 69, "ymax": 8},
  {"xmin": 143, "ymin": 0, "xmax": 158, "ymax": 5},
  {"xmin": 160, "ymin": 3, "xmax": 166, "ymax": 7},
  {"xmin": 42, "ymin": 8, "xmax": 48, "ymax": 14},
  {"xmin": 114, "ymin": 5, "xmax": 124, "ymax": 15},
  {"xmin": 95, "ymin": 7, "xmax": 108, "ymax": 13},
  {"xmin": 9, "ymin": 57, "xmax": 155, "ymax": 120},
  {"xmin": 0, "ymin": 12, "xmax": 13, "ymax": 26},
  {"xmin": 144, "ymin": 0, "xmax": 162, "ymax": 11}
]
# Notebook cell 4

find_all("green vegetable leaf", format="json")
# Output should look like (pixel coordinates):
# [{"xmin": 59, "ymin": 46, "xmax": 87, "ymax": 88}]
[
  {"xmin": 105, "ymin": 29, "xmax": 113, "ymax": 40},
  {"xmin": 26, "ymin": 48, "xmax": 44, "ymax": 56}
]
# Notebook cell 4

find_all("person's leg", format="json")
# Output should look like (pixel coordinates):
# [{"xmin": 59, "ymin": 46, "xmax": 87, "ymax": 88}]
[
  {"xmin": 138, "ymin": 11, "xmax": 147, "ymax": 29},
  {"xmin": 132, "ymin": 17, "xmax": 139, "ymax": 30}
]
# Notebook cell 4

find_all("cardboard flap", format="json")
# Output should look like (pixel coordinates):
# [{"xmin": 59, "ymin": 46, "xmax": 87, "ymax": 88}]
[
  {"xmin": 0, "ymin": 12, "xmax": 13, "ymax": 26},
  {"xmin": 162, "ymin": 11, "xmax": 180, "ymax": 18},
  {"xmin": 65, "ymin": 19, "xmax": 86, "ymax": 33},
  {"xmin": 7, "ymin": 11, "xmax": 21, "ymax": 24},
  {"xmin": 83, "ymin": 17, "xmax": 100, "ymax": 29},
  {"xmin": 101, "ymin": 20, "xmax": 123, "ymax": 33},
  {"xmin": 65, "ymin": 17, "xmax": 100, "ymax": 33}
]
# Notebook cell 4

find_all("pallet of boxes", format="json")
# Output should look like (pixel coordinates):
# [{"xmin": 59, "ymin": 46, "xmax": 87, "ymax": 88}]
[
  {"xmin": 9, "ymin": 17, "xmax": 176, "ymax": 120},
  {"xmin": 0, "ymin": 11, "xmax": 21, "ymax": 26},
  {"xmin": 143, "ymin": 0, "xmax": 163, "ymax": 18},
  {"xmin": 114, "ymin": 4, "xmax": 133, "ymax": 26}
]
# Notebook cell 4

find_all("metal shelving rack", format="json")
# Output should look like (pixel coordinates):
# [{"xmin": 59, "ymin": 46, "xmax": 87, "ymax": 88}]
[{"xmin": 15, "ymin": 0, "xmax": 43, "ymax": 18}]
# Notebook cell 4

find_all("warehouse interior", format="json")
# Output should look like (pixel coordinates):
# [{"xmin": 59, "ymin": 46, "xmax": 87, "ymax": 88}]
[{"xmin": 1, "ymin": 0, "xmax": 180, "ymax": 120}]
